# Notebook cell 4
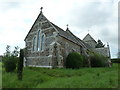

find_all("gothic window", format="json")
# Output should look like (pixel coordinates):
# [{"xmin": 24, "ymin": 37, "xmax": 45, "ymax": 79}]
[
  {"xmin": 33, "ymin": 36, "xmax": 37, "ymax": 51},
  {"xmin": 41, "ymin": 34, "xmax": 45, "ymax": 51},
  {"xmin": 35, "ymin": 29, "xmax": 46, "ymax": 51},
  {"xmin": 37, "ymin": 30, "xmax": 41, "ymax": 51}
]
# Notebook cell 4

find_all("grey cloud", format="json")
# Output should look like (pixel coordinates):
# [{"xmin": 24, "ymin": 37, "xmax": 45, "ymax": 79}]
[
  {"xmin": 100, "ymin": 28, "xmax": 111, "ymax": 36},
  {"xmin": 99, "ymin": 27, "xmax": 117, "ymax": 45},
  {"xmin": 69, "ymin": 2, "xmax": 113, "ymax": 28}
]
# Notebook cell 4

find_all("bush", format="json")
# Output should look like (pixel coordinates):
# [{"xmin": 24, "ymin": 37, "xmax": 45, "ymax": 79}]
[
  {"xmin": 89, "ymin": 52, "xmax": 107, "ymax": 67},
  {"xmin": 3, "ymin": 56, "xmax": 18, "ymax": 72},
  {"xmin": 66, "ymin": 52, "xmax": 83, "ymax": 69}
]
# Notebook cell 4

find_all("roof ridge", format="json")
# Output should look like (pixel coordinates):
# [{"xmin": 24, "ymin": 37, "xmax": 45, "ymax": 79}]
[
  {"xmin": 50, "ymin": 23, "xmax": 92, "ymax": 48},
  {"xmin": 83, "ymin": 33, "xmax": 97, "ymax": 43},
  {"xmin": 24, "ymin": 11, "xmax": 48, "ymax": 41},
  {"xmin": 50, "ymin": 22, "xmax": 65, "ymax": 31}
]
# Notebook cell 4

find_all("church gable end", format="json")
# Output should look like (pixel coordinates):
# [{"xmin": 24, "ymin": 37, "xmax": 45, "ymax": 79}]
[
  {"xmin": 83, "ymin": 33, "xmax": 97, "ymax": 48},
  {"xmin": 25, "ymin": 11, "xmax": 56, "ymax": 41},
  {"xmin": 24, "ymin": 9, "xmax": 59, "ymax": 67}
]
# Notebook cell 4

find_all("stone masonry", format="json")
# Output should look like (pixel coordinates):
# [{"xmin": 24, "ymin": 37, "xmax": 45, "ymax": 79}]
[{"xmin": 24, "ymin": 9, "xmax": 111, "ymax": 68}]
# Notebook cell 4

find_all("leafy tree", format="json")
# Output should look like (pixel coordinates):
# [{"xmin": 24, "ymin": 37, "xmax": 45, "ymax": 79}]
[
  {"xmin": 12, "ymin": 46, "xmax": 19, "ymax": 57},
  {"xmin": 95, "ymin": 40, "xmax": 105, "ymax": 48},
  {"xmin": 17, "ymin": 49, "xmax": 24, "ymax": 80},
  {"xmin": 4, "ymin": 45, "xmax": 11, "ymax": 57},
  {"xmin": 4, "ymin": 56, "xmax": 17, "ymax": 72},
  {"xmin": 3, "ymin": 45, "xmax": 19, "ymax": 72},
  {"xmin": 89, "ymin": 52, "xmax": 107, "ymax": 67},
  {"xmin": 66, "ymin": 52, "xmax": 83, "ymax": 69}
]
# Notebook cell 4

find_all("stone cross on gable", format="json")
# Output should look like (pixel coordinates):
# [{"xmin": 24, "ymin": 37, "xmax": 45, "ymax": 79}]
[
  {"xmin": 66, "ymin": 24, "xmax": 68, "ymax": 28},
  {"xmin": 66, "ymin": 24, "xmax": 69, "ymax": 29},
  {"xmin": 40, "ymin": 7, "xmax": 43, "ymax": 12}
]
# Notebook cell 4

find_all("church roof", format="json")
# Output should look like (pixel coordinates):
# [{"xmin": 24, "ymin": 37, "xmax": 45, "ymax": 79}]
[
  {"xmin": 83, "ymin": 33, "xmax": 97, "ymax": 43},
  {"xmin": 24, "ymin": 10, "xmax": 48, "ymax": 41},
  {"xmin": 51, "ymin": 23, "xmax": 79, "ymax": 45},
  {"xmin": 25, "ymin": 9, "xmax": 93, "ymax": 50},
  {"xmin": 51, "ymin": 23, "xmax": 92, "ymax": 49}
]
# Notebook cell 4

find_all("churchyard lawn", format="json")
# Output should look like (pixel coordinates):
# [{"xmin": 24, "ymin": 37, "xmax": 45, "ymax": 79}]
[{"xmin": 2, "ymin": 63, "xmax": 119, "ymax": 88}]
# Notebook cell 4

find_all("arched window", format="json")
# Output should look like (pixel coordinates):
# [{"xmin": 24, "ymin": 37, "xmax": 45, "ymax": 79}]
[
  {"xmin": 41, "ymin": 34, "xmax": 45, "ymax": 51},
  {"xmin": 37, "ymin": 30, "xmax": 41, "ymax": 51},
  {"xmin": 33, "ymin": 36, "xmax": 37, "ymax": 51},
  {"xmin": 36, "ymin": 29, "xmax": 45, "ymax": 52}
]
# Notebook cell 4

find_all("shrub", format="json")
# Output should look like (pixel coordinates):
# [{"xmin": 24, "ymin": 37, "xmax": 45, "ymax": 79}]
[
  {"xmin": 66, "ymin": 52, "xmax": 83, "ymax": 69},
  {"xmin": 89, "ymin": 52, "xmax": 107, "ymax": 67},
  {"xmin": 3, "ymin": 56, "xmax": 17, "ymax": 72}
]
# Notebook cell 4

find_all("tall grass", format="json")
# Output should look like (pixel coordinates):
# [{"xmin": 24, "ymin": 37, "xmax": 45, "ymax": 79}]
[{"xmin": 2, "ymin": 64, "xmax": 118, "ymax": 88}]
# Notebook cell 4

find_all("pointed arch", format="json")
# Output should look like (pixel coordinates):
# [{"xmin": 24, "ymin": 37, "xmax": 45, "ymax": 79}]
[
  {"xmin": 33, "ymin": 36, "xmax": 37, "ymax": 51},
  {"xmin": 37, "ymin": 30, "xmax": 41, "ymax": 51},
  {"xmin": 41, "ymin": 34, "xmax": 45, "ymax": 51}
]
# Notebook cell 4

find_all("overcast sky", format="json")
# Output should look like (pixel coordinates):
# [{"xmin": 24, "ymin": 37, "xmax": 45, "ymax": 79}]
[{"xmin": 0, "ymin": 0, "xmax": 118, "ymax": 58}]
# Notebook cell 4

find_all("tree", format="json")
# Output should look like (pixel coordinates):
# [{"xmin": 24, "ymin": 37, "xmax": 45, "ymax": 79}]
[
  {"xmin": 95, "ymin": 40, "xmax": 105, "ymax": 48},
  {"xmin": 3, "ymin": 45, "xmax": 19, "ymax": 72},
  {"xmin": 3, "ymin": 45, "xmax": 18, "ymax": 72},
  {"xmin": 66, "ymin": 52, "xmax": 83, "ymax": 69},
  {"xmin": 17, "ymin": 49, "xmax": 24, "ymax": 80},
  {"xmin": 4, "ymin": 45, "xmax": 11, "ymax": 57},
  {"xmin": 12, "ymin": 46, "xmax": 19, "ymax": 57},
  {"xmin": 4, "ymin": 56, "xmax": 16, "ymax": 72},
  {"xmin": 89, "ymin": 52, "xmax": 107, "ymax": 67}
]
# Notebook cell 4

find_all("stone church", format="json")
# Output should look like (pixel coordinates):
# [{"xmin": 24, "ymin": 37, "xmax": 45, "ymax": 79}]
[{"xmin": 24, "ymin": 8, "xmax": 111, "ymax": 68}]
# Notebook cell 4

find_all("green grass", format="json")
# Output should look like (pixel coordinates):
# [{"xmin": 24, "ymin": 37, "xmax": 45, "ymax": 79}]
[{"xmin": 2, "ymin": 63, "xmax": 119, "ymax": 88}]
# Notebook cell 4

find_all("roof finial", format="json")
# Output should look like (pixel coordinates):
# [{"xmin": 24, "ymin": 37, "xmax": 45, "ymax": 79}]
[
  {"xmin": 67, "ymin": 24, "xmax": 69, "ymax": 29},
  {"xmin": 66, "ymin": 24, "xmax": 69, "ymax": 30},
  {"xmin": 66, "ymin": 24, "xmax": 68, "ymax": 28},
  {"xmin": 40, "ymin": 7, "xmax": 43, "ymax": 12}
]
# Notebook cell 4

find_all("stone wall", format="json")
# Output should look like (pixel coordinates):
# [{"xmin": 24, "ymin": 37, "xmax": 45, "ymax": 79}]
[
  {"xmin": 84, "ymin": 40, "xmax": 97, "ymax": 48},
  {"xmin": 95, "ymin": 47, "xmax": 110, "ymax": 57},
  {"xmin": 25, "ymin": 14, "xmax": 57, "ymax": 67},
  {"xmin": 57, "ymin": 36, "xmax": 82, "ymax": 67}
]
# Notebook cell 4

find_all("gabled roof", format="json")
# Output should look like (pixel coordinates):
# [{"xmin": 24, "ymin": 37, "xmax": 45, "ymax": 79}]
[
  {"xmin": 24, "ymin": 10, "xmax": 93, "ymax": 50},
  {"xmin": 24, "ymin": 11, "xmax": 49, "ymax": 41},
  {"xmin": 51, "ymin": 23, "xmax": 79, "ymax": 45},
  {"xmin": 51, "ymin": 23, "xmax": 93, "ymax": 49},
  {"xmin": 83, "ymin": 33, "xmax": 97, "ymax": 43},
  {"xmin": 67, "ymin": 30, "xmax": 93, "ymax": 49}
]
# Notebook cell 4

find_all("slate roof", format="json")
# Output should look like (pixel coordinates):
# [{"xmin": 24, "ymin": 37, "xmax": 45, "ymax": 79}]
[
  {"xmin": 25, "ymin": 10, "xmax": 93, "ymax": 50},
  {"xmin": 24, "ymin": 11, "xmax": 48, "ymax": 41},
  {"xmin": 51, "ymin": 23, "xmax": 79, "ymax": 45},
  {"xmin": 51, "ymin": 22, "xmax": 93, "ymax": 50},
  {"xmin": 83, "ymin": 33, "xmax": 97, "ymax": 43}
]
